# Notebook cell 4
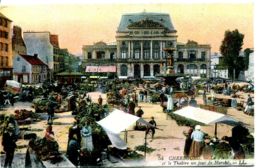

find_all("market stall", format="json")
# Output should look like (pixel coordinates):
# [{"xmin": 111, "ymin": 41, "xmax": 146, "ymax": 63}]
[{"xmin": 173, "ymin": 106, "xmax": 237, "ymax": 137}]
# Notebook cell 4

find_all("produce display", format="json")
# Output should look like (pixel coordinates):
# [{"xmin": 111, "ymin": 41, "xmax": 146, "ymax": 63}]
[
  {"xmin": 32, "ymin": 97, "xmax": 48, "ymax": 113},
  {"xmin": 29, "ymin": 137, "xmax": 63, "ymax": 162}
]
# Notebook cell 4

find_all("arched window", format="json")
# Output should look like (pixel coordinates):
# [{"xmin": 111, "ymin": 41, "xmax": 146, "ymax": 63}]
[
  {"xmin": 187, "ymin": 64, "xmax": 198, "ymax": 75},
  {"xmin": 177, "ymin": 64, "xmax": 184, "ymax": 74},
  {"xmin": 120, "ymin": 64, "xmax": 128, "ymax": 76},
  {"xmin": 153, "ymin": 64, "xmax": 160, "ymax": 76},
  {"xmin": 144, "ymin": 64, "xmax": 150, "ymax": 76}
]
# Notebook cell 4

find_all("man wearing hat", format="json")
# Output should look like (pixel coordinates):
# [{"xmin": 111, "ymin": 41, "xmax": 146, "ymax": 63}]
[
  {"xmin": 2, "ymin": 123, "xmax": 17, "ymax": 168},
  {"xmin": 189, "ymin": 125, "xmax": 205, "ymax": 159}
]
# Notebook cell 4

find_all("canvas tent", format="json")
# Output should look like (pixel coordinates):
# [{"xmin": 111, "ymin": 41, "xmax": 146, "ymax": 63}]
[
  {"xmin": 173, "ymin": 106, "xmax": 237, "ymax": 136},
  {"xmin": 97, "ymin": 109, "xmax": 151, "ymax": 150}
]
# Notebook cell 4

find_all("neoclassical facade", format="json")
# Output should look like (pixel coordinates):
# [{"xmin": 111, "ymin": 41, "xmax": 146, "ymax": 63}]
[{"xmin": 82, "ymin": 12, "xmax": 211, "ymax": 78}]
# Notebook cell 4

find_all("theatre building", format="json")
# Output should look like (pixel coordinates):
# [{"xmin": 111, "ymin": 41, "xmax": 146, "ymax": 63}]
[{"xmin": 82, "ymin": 12, "xmax": 211, "ymax": 78}]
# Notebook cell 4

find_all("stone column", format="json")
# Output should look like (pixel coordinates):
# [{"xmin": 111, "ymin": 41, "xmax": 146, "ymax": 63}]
[
  {"xmin": 150, "ymin": 63, "xmax": 154, "ymax": 77},
  {"xmin": 117, "ymin": 63, "xmax": 121, "ymax": 77},
  {"xmin": 131, "ymin": 41, "xmax": 134, "ymax": 59},
  {"xmin": 141, "ymin": 41, "xmax": 143, "ymax": 60},
  {"xmin": 117, "ymin": 41, "xmax": 121, "ymax": 59},
  {"xmin": 160, "ymin": 41, "xmax": 163, "ymax": 59},
  {"xmin": 128, "ymin": 41, "xmax": 131, "ymax": 59},
  {"xmin": 92, "ymin": 50, "xmax": 96, "ymax": 59},
  {"xmin": 150, "ymin": 40, "xmax": 153, "ymax": 60},
  {"xmin": 140, "ymin": 63, "xmax": 144, "ymax": 78},
  {"xmin": 197, "ymin": 64, "xmax": 201, "ymax": 77},
  {"xmin": 127, "ymin": 64, "xmax": 131, "ymax": 77}
]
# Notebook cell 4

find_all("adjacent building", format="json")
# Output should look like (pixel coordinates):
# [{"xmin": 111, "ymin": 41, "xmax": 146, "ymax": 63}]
[
  {"xmin": 13, "ymin": 54, "xmax": 48, "ymax": 84},
  {"xmin": 12, "ymin": 25, "xmax": 27, "ymax": 55},
  {"xmin": 23, "ymin": 32, "xmax": 73, "ymax": 79},
  {"xmin": 0, "ymin": 12, "xmax": 13, "ymax": 87},
  {"xmin": 210, "ymin": 52, "xmax": 229, "ymax": 79},
  {"xmin": 23, "ymin": 31, "xmax": 54, "ymax": 71},
  {"xmin": 82, "ymin": 12, "xmax": 211, "ymax": 78},
  {"xmin": 245, "ymin": 52, "xmax": 254, "ymax": 82}
]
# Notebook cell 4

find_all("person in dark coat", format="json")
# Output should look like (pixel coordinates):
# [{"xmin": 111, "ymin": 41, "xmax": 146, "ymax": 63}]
[
  {"xmin": 67, "ymin": 134, "xmax": 80, "ymax": 166},
  {"xmin": 2, "ymin": 124, "xmax": 17, "ymax": 168},
  {"xmin": 136, "ymin": 106, "xmax": 144, "ymax": 118},
  {"xmin": 183, "ymin": 126, "xmax": 194, "ymax": 157},
  {"xmin": 47, "ymin": 96, "xmax": 57, "ymax": 125},
  {"xmin": 146, "ymin": 117, "xmax": 157, "ymax": 140}
]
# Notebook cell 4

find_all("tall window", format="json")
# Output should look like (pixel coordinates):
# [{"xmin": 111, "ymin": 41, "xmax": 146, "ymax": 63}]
[
  {"xmin": 96, "ymin": 51, "xmax": 105, "ymax": 59},
  {"xmin": 120, "ymin": 64, "xmax": 128, "ymax": 76},
  {"xmin": 178, "ymin": 51, "xmax": 183, "ymax": 60},
  {"xmin": 22, "ymin": 65, "xmax": 26, "ymax": 72},
  {"xmin": 143, "ymin": 41, "xmax": 150, "ymax": 60},
  {"xmin": 201, "ymin": 51, "xmax": 206, "ymax": 61},
  {"xmin": 133, "ymin": 41, "xmax": 141, "ymax": 59},
  {"xmin": 153, "ymin": 41, "xmax": 160, "ymax": 60},
  {"xmin": 87, "ymin": 52, "xmax": 92, "ymax": 59},
  {"xmin": 144, "ymin": 64, "xmax": 150, "ymax": 76},
  {"xmin": 121, "ymin": 50, "xmax": 127, "ymax": 59},
  {"xmin": 200, "ymin": 64, "xmax": 207, "ymax": 74},
  {"xmin": 121, "ymin": 41, "xmax": 128, "ymax": 59},
  {"xmin": 188, "ymin": 51, "xmax": 196, "ymax": 61},
  {"xmin": 153, "ymin": 64, "xmax": 160, "ymax": 76}
]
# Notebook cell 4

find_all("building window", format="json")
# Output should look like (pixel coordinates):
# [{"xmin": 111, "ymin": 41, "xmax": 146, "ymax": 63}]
[
  {"xmin": 153, "ymin": 64, "xmax": 160, "ymax": 76},
  {"xmin": 17, "ymin": 57, "xmax": 20, "ymax": 61},
  {"xmin": 187, "ymin": 64, "xmax": 198, "ymax": 75},
  {"xmin": 201, "ymin": 51, "xmax": 206, "ymax": 61},
  {"xmin": 134, "ymin": 49, "xmax": 140, "ymax": 59},
  {"xmin": 200, "ymin": 64, "xmax": 207, "ymax": 74},
  {"xmin": 144, "ymin": 64, "xmax": 150, "ymax": 76},
  {"xmin": 96, "ymin": 51, "xmax": 105, "ymax": 59},
  {"xmin": 120, "ymin": 64, "xmax": 128, "ymax": 76},
  {"xmin": 5, "ymin": 57, "xmax": 8, "ymax": 66},
  {"xmin": 143, "ymin": 41, "xmax": 150, "ymax": 60},
  {"xmin": 5, "ymin": 44, "xmax": 8, "ymax": 52},
  {"xmin": 121, "ymin": 50, "xmax": 127, "ymax": 59},
  {"xmin": 153, "ymin": 41, "xmax": 160, "ymax": 60},
  {"xmin": 178, "ymin": 51, "xmax": 183, "ymax": 60},
  {"xmin": 87, "ymin": 52, "xmax": 92, "ymax": 59},
  {"xmin": 110, "ymin": 52, "xmax": 115, "ymax": 60},
  {"xmin": 22, "ymin": 65, "xmax": 26, "ymax": 72},
  {"xmin": 188, "ymin": 51, "xmax": 196, "ymax": 61},
  {"xmin": 133, "ymin": 41, "xmax": 141, "ymax": 59}
]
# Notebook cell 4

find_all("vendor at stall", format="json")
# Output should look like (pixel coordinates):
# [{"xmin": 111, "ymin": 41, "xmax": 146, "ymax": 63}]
[{"xmin": 189, "ymin": 125, "xmax": 205, "ymax": 159}]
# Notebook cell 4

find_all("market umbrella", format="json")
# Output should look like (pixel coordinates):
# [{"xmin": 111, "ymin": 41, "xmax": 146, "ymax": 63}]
[{"xmin": 173, "ymin": 106, "xmax": 238, "ymax": 137}]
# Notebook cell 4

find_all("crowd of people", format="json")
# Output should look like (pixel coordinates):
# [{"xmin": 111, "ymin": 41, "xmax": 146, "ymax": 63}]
[{"xmin": 0, "ymin": 78, "xmax": 255, "ymax": 167}]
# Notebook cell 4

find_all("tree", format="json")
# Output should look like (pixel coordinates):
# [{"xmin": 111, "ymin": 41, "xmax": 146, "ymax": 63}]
[{"xmin": 220, "ymin": 29, "xmax": 244, "ymax": 80}]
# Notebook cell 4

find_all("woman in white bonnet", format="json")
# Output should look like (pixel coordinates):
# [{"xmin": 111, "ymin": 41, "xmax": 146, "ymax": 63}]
[{"xmin": 189, "ymin": 125, "xmax": 205, "ymax": 159}]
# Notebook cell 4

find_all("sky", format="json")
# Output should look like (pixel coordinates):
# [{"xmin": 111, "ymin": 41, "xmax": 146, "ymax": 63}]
[{"xmin": 0, "ymin": 3, "xmax": 254, "ymax": 56}]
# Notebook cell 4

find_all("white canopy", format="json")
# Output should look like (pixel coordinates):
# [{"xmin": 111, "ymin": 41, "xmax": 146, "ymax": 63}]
[
  {"xmin": 97, "ymin": 109, "xmax": 151, "ymax": 149},
  {"xmin": 173, "ymin": 106, "xmax": 237, "ymax": 125},
  {"xmin": 97, "ymin": 109, "xmax": 140, "ymax": 134}
]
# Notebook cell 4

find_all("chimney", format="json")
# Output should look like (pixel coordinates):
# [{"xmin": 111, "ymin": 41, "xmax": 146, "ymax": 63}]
[{"xmin": 34, "ymin": 54, "xmax": 38, "ymax": 57}]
